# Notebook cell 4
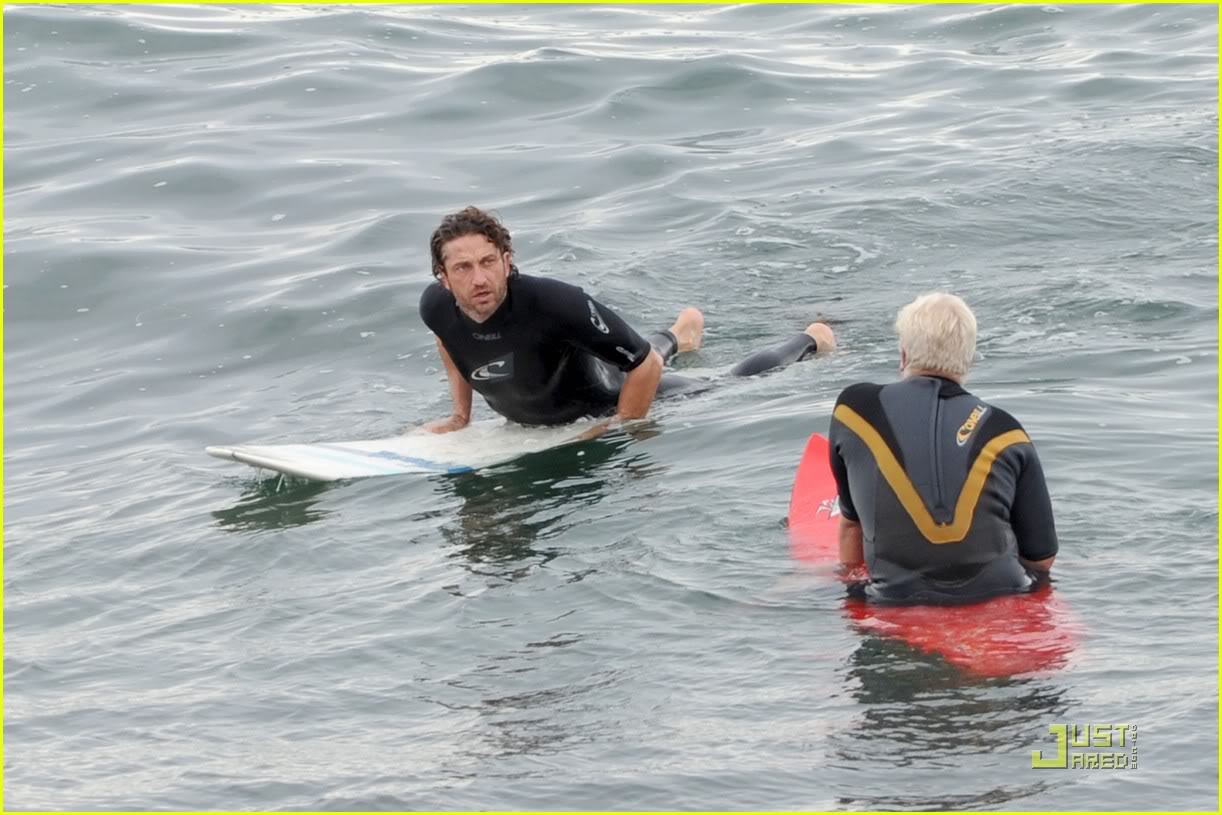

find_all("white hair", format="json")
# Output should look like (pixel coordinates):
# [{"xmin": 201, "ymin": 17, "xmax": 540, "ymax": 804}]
[{"xmin": 895, "ymin": 292, "xmax": 977, "ymax": 378}]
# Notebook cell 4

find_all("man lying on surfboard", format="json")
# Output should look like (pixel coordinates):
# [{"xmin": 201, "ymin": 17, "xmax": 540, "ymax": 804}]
[
  {"xmin": 419, "ymin": 206, "xmax": 836, "ymax": 433},
  {"xmin": 828, "ymin": 292, "xmax": 1058, "ymax": 604}
]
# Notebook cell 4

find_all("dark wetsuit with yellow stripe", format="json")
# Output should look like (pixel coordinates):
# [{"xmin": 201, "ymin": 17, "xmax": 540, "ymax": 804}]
[{"xmin": 829, "ymin": 376, "xmax": 1058, "ymax": 604}]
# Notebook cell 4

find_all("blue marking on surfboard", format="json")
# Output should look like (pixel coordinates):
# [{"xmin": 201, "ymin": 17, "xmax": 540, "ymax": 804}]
[
  {"xmin": 362, "ymin": 449, "xmax": 473, "ymax": 474},
  {"xmin": 318, "ymin": 444, "xmax": 474, "ymax": 475},
  {"xmin": 281, "ymin": 444, "xmax": 409, "ymax": 476},
  {"xmin": 309, "ymin": 444, "xmax": 438, "ymax": 474}
]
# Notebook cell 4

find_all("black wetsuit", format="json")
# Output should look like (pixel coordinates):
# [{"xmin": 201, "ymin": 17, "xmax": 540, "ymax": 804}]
[
  {"xmin": 829, "ymin": 376, "xmax": 1058, "ymax": 605},
  {"xmin": 420, "ymin": 272, "xmax": 821, "ymax": 426}
]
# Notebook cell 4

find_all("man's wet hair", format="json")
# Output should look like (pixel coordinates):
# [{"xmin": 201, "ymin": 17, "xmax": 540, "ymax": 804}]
[{"xmin": 430, "ymin": 206, "xmax": 519, "ymax": 278}]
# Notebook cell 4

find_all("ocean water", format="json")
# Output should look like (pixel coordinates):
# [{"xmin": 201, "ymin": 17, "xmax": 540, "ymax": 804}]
[{"xmin": 4, "ymin": 3, "xmax": 1217, "ymax": 810}]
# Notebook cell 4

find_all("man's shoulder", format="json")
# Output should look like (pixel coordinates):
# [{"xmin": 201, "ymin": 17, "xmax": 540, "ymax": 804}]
[
  {"xmin": 511, "ymin": 273, "xmax": 586, "ymax": 304},
  {"xmin": 974, "ymin": 399, "xmax": 1026, "ymax": 438},
  {"xmin": 944, "ymin": 384, "xmax": 1022, "ymax": 433},
  {"xmin": 419, "ymin": 280, "xmax": 453, "ymax": 318},
  {"xmin": 834, "ymin": 381, "xmax": 884, "ymax": 410}
]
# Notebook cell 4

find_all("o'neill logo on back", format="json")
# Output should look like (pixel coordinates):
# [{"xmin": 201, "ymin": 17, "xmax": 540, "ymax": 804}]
[
  {"xmin": 471, "ymin": 354, "xmax": 513, "ymax": 381},
  {"xmin": 816, "ymin": 496, "xmax": 841, "ymax": 519},
  {"xmin": 588, "ymin": 300, "xmax": 610, "ymax": 334},
  {"xmin": 956, "ymin": 404, "xmax": 988, "ymax": 446}
]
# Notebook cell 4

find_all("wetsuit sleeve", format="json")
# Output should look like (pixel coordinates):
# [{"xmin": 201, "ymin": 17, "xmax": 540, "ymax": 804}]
[
  {"xmin": 1011, "ymin": 443, "xmax": 1058, "ymax": 561},
  {"xmin": 828, "ymin": 404, "xmax": 860, "ymax": 523},
  {"xmin": 540, "ymin": 282, "xmax": 652, "ymax": 372}
]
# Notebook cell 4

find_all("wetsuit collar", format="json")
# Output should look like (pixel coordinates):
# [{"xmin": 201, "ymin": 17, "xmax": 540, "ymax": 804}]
[
  {"xmin": 911, "ymin": 374, "xmax": 968, "ymax": 399},
  {"xmin": 455, "ymin": 278, "xmax": 513, "ymax": 330}
]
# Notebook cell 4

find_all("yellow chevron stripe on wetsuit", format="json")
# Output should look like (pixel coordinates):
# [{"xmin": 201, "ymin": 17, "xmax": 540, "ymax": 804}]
[{"xmin": 828, "ymin": 376, "xmax": 1059, "ymax": 604}]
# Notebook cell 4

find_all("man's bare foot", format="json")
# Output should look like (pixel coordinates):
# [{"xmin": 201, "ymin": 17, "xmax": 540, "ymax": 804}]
[
  {"xmin": 670, "ymin": 307, "xmax": 704, "ymax": 353},
  {"xmin": 804, "ymin": 322, "xmax": 836, "ymax": 353}
]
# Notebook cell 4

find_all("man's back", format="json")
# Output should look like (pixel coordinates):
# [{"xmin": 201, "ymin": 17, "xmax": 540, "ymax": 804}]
[{"xmin": 829, "ymin": 375, "xmax": 1058, "ymax": 603}]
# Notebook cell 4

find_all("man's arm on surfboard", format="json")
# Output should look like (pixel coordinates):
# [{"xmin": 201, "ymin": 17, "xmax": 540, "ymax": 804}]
[
  {"xmin": 616, "ymin": 348, "xmax": 663, "ymax": 420},
  {"xmin": 423, "ymin": 338, "xmax": 473, "ymax": 434},
  {"xmin": 1022, "ymin": 555, "xmax": 1055, "ymax": 572},
  {"xmin": 838, "ymin": 518, "xmax": 864, "ymax": 567},
  {"xmin": 828, "ymin": 417, "xmax": 866, "ymax": 567},
  {"xmin": 1011, "ymin": 436, "xmax": 1058, "ymax": 573},
  {"xmin": 572, "ymin": 349, "xmax": 664, "ymax": 441}
]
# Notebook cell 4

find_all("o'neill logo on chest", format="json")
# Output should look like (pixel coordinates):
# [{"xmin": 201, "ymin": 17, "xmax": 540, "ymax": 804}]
[
  {"xmin": 471, "ymin": 353, "xmax": 514, "ymax": 382},
  {"xmin": 588, "ymin": 300, "xmax": 610, "ymax": 334}
]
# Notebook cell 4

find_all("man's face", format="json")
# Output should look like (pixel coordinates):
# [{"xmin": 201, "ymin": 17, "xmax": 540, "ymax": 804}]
[{"xmin": 439, "ymin": 233, "xmax": 511, "ymax": 323}]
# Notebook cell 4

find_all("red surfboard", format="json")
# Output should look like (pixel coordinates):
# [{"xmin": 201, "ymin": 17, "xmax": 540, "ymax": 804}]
[{"xmin": 788, "ymin": 432, "xmax": 1077, "ymax": 678}]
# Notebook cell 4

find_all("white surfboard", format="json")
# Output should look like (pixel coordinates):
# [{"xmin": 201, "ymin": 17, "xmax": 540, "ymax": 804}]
[{"xmin": 206, "ymin": 418, "xmax": 599, "ymax": 482}]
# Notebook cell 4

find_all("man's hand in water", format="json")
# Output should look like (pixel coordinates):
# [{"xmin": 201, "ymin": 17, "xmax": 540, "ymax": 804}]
[
  {"xmin": 574, "ymin": 416, "xmax": 619, "ymax": 441},
  {"xmin": 422, "ymin": 414, "xmax": 469, "ymax": 434},
  {"xmin": 573, "ymin": 417, "xmax": 665, "ymax": 443}
]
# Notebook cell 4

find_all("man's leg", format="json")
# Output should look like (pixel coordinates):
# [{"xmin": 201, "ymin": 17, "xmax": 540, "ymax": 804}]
[
  {"xmin": 729, "ymin": 322, "xmax": 835, "ymax": 377},
  {"xmin": 645, "ymin": 307, "xmax": 707, "ymax": 397},
  {"xmin": 647, "ymin": 307, "xmax": 704, "ymax": 364}
]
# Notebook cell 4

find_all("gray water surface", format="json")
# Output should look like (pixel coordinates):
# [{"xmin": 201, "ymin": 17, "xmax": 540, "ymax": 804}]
[{"xmin": 4, "ymin": 3, "xmax": 1218, "ymax": 809}]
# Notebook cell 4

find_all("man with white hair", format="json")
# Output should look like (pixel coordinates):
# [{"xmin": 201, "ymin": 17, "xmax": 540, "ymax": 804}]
[{"xmin": 828, "ymin": 293, "xmax": 1058, "ymax": 604}]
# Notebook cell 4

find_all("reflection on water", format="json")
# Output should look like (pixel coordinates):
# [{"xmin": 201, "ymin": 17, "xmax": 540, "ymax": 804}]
[
  {"xmin": 466, "ymin": 666, "xmax": 625, "ymax": 760},
  {"xmin": 836, "ymin": 781, "xmax": 1058, "ymax": 811},
  {"xmin": 210, "ymin": 476, "xmax": 335, "ymax": 532},
  {"xmin": 426, "ymin": 429, "xmax": 663, "ymax": 764},
  {"xmin": 841, "ymin": 584, "xmax": 1079, "ymax": 679},
  {"xmin": 830, "ymin": 624, "xmax": 1075, "ymax": 809},
  {"xmin": 437, "ymin": 428, "xmax": 665, "ymax": 577}
]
